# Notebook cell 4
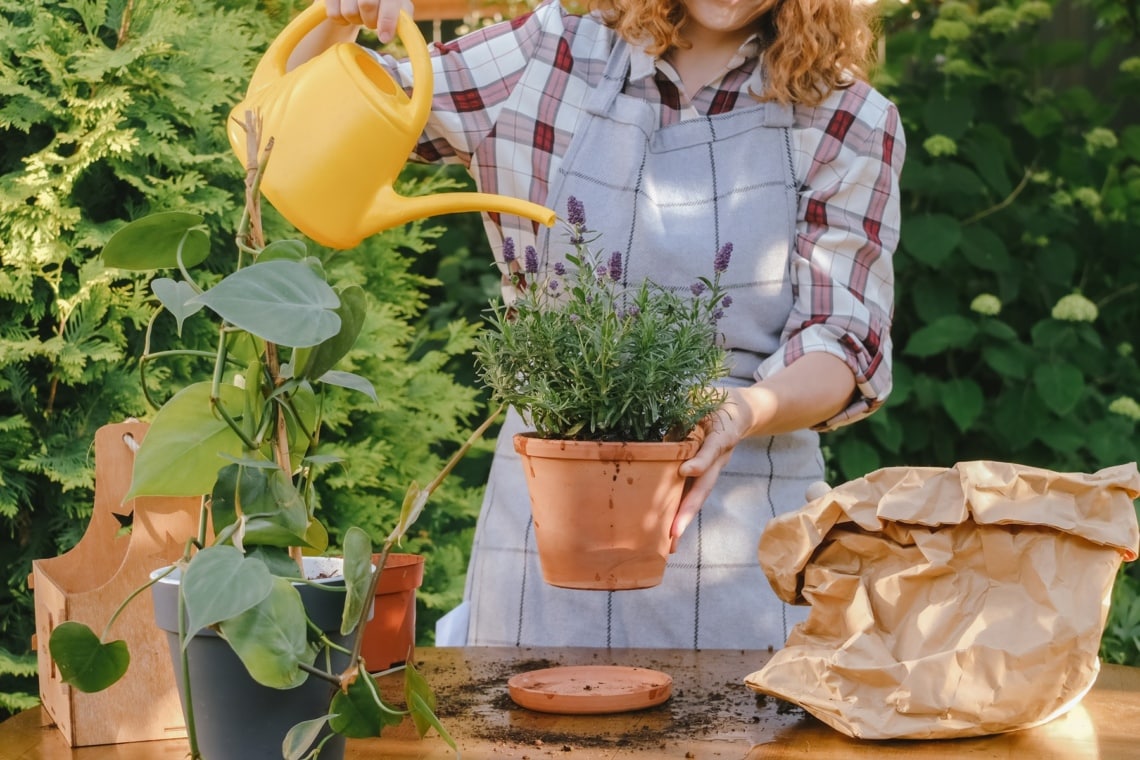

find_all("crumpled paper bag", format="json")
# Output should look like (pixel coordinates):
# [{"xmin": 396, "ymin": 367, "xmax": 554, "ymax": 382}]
[{"xmin": 745, "ymin": 461, "xmax": 1140, "ymax": 740}]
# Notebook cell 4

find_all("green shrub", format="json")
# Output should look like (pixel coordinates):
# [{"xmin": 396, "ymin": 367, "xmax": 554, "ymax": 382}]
[{"xmin": 0, "ymin": 0, "xmax": 489, "ymax": 718}]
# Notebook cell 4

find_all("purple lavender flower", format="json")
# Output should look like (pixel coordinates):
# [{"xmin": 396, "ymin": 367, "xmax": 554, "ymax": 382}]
[
  {"xmin": 595, "ymin": 264, "xmax": 608, "ymax": 284},
  {"xmin": 548, "ymin": 279, "xmax": 561, "ymax": 292},
  {"xmin": 553, "ymin": 261, "xmax": 567, "ymax": 276},
  {"xmin": 690, "ymin": 281, "xmax": 707, "ymax": 297},
  {"xmin": 626, "ymin": 304, "xmax": 641, "ymax": 318},
  {"xmin": 569, "ymin": 313, "xmax": 581, "ymax": 322},
  {"xmin": 566, "ymin": 196, "xmax": 586, "ymax": 227},
  {"xmin": 524, "ymin": 245, "xmax": 539, "ymax": 274},
  {"xmin": 502, "ymin": 237, "xmax": 516, "ymax": 263},
  {"xmin": 713, "ymin": 308, "xmax": 725, "ymax": 321},
  {"xmin": 714, "ymin": 242, "xmax": 733, "ymax": 273},
  {"xmin": 721, "ymin": 294, "xmax": 733, "ymax": 308},
  {"xmin": 608, "ymin": 251, "xmax": 623, "ymax": 282}
]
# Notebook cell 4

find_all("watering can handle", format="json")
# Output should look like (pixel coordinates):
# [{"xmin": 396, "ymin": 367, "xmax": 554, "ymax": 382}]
[{"xmin": 247, "ymin": 3, "xmax": 431, "ymax": 109}]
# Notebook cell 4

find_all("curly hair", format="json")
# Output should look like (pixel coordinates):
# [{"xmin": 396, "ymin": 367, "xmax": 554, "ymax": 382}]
[{"xmin": 587, "ymin": 0, "xmax": 877, "ymax": 107}]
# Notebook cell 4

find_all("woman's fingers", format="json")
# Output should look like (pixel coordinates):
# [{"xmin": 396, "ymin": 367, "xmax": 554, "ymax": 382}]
[{"xmin": 323, "ymin": 0, "xmax": 412, "ymax": 41}]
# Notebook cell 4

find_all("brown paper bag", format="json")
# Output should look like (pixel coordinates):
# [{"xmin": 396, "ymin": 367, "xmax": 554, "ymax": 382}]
[{"xmin": 745, "ymin": 461, "xmax": 1140, "ymax": 740}]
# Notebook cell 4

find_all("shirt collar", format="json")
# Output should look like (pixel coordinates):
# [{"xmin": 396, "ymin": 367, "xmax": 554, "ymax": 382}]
[{"xmin": 627, "ymin": 33, "xmax": 764, "ymax": 84}]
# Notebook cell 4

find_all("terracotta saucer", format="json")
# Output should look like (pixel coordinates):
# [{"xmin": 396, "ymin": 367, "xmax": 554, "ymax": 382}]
[{"xmin": 507, "ymin": 664, "xmax": 673, "ymax": 715}]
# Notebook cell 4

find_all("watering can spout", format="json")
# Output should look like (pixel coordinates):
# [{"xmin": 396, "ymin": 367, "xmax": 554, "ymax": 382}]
[
  {"xmin": 367, "ymin": 188, "xmax": 557, "ymax": 235},
  {"xmin": 228, "ymin": 4, "xmax": 555, "ymax": 249}
]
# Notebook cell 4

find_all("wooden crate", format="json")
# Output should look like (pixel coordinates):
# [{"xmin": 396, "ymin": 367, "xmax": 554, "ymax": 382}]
[{"xmin": 31, "ymin": 421, "xmax": 200, "ymax": 747}]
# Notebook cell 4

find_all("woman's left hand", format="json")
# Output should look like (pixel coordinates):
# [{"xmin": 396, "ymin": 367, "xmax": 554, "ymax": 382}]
[
  {"xmin": 670, "ymin": 387, "xmax": 753, "ymax": 551},
  {"xmin": 668, "ymin": 352, "xmax": 860, "ymax": 551}
]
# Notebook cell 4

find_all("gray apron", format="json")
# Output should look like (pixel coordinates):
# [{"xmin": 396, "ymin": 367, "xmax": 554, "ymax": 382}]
[{"xmin": 461, "ymin": 39, "xmax": 824, "ymax": 649}]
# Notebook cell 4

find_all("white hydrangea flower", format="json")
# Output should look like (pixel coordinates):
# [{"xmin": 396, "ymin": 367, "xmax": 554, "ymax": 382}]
[
  {"xmin": 1051, "ymin": 293, "xmax": 1098, "ymax": 323},
  {"xmin": 1073, "ymin": 187, "xmax": 1101, "ymax": 209},
  {"xmin": 970, "ymin": 293, "xmax": 1002, "ymax": 316},
  {"xmin": 923, "ymin": 135, "xmax": 958, "ymax": 157},
  {"xmin": 1108, "ymin": 397, "xmax": 1140, "ymax": 422},
  {"xmin": 1085, "ymin": 127, "xmax": 1118, "ymax": 153},
  {"xmin": 932, "ymin": 19, "xmax": 971, "ymax": 41}
]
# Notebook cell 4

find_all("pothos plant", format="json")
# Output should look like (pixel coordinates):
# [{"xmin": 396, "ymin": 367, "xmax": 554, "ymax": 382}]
[{"xmin": 44, "ymin": 120, "xmax": 479, "ymax": 759}]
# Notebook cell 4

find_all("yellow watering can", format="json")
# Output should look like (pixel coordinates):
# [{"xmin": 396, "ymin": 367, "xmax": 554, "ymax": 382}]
[{"xmin": 228, "ymin": 3, "xmax": 555, "ymax": 249}]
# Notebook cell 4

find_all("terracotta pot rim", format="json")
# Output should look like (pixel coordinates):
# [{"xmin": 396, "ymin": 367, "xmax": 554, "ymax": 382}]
[
  {"xmin": 513, "ymin": 431, "xmax": 700, "ymax": 461},
  {"xmin": 371, "ymin": 552, "xmax": 425, "ymax": 595}
]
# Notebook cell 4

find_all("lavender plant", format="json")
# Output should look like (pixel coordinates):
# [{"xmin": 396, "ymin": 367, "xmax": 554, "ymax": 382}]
[{"xmin": 474, "ymin": 197, "xmax": 732, "ymax": 443}]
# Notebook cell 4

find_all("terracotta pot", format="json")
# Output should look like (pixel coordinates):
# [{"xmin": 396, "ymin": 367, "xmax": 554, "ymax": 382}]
[
  {"xmin": 360, "ymin": 553, "xmax": 424, "ymax": 671},
  {"xmin": 513, "ymin": 433, "xmax": 700, "ymax": 591}
]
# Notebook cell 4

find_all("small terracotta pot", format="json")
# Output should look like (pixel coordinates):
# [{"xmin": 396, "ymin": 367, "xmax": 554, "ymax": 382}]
[
  {"xmin": 360, "ymin": 553, "xmax": 424, "ymax": 671},
  {"xmin": 513, "ymin": 433, "xmax": 700, "ymax": 591}
]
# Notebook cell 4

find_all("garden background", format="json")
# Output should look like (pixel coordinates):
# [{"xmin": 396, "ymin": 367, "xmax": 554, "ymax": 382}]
[{"xmin": 1, "ymin": 0, "xmax": 1137, "ymax": 719}]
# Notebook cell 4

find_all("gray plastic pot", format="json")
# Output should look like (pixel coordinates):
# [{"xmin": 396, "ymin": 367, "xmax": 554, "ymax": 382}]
[{"xmin": 151, "ymin": 558, "xmax": 353, "ymax": 760}]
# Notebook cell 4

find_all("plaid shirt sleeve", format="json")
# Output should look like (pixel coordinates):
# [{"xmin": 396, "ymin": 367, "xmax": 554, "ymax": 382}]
[{"xmin": 756, "ymin": 82, "xmax": 906, "ymax": 431}]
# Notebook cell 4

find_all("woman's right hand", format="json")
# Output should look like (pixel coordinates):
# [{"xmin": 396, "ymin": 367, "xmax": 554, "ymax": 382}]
[
  {"xmin": 321, "ymin": 0, "xmax": 414, "ymax": 42},
  {"xmin": 288, "ymin": 0, "xmax": 414, "ymax": 70}
]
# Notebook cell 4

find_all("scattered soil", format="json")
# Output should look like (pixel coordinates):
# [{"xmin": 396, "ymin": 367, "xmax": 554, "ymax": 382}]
[{"xmin": 418, "ymin": 654, "xmax": 809, "ymax": 751}]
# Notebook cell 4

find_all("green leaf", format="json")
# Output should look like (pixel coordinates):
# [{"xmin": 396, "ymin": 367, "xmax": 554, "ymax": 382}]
[
  {"xmin": 962, "ymin": 129, "xmax": 1013, "ymax": 197},
  {"xmin": 981, "ymin": 345, "xmax": 1028, "ymax": 380},
  {"xmin": 126, "ymin": 383, "xmax": 246, "ymax": 498},
  {"xmin": 900, "ymin": 214, "xmax": 961, "ymax": 267},
  {"xmin": 921, "ymin": 96, "xmax": 974, "ymax": 139},
  {"xmin": 340, "ymin": 527, "xmax": 373, "ymax": 636},
  {"xmin": 405, "ymin": 661, "xmax": 456, "ymax": 749},
  {"xmin": 259, "ymin": 240, "xmax": 308, "ymax": 263},
  {"xmin": 182, "ymin": 546, "xmax": 274, "ymax": 642},
  {"xmin": 301, "ymin": 285, "xmax": 367, "ymax": 381},
  {"xmin": 217, "ymin": 578, "xmax": 314, "ymax": 688},
  {"xmin": 1020, "ymin": 105, "xmax": 1062, "ymax": 138},
  {"xmin": 868, "ymin": 410, "xmax": 903, "ymax": 454},
  {"xmin": 330, "ymin": 674, "xmax": 404, "ymax": 738},
  {"xmin": 835, "ymin": 438, "xmax": 880, "ymax": 481},
  {"xmin": 1121, "ymin": 125, "xmax": 1140, "ymax": 161},
  {"xmin": 959, "ymin": 225, "xmax": 1011, "ymax": 272},
  {"xmin": 101, "ymin": 211, "xmax": 210, "ymax": 270},
  {"xmin": 903, "ymin": 315, "xmax": 978, "ymax": 357},
  {"xmin": 1033, "ymin": 361, "xmax": 1085, "ymax": 415},
  {"xmin": 940, "ymin": 378, "xmax": 984, "ymax": 433},
  {"xmin": 283, "ymin": 715, "xmax": 331, "ymax": 760},
  {"xmin": 151, "ymin": 278, "xmax": 204, "ymax": 335},
  {"xmin": 239, "ymin": 469, "xmax": 313, "ymax": 548},
  {"xmin": 48, "ymin": 622, "xmax": 129, "ymax": 693},
  {"xmin": 191, "ymin": 260, "xmax": 342, "ymax": 348},
  {"xmin": 318, "ymin": 371, "xmax": 378, "ymax": 402}
]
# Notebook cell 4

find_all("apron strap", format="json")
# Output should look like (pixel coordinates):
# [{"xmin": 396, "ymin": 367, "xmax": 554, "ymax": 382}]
[{"xmin": 585, "ymin": 38, "xmax": 633, "ymax": 117}]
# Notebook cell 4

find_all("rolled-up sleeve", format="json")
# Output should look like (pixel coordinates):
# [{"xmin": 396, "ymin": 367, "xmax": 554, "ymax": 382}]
[{"xmin": 756, "ymin": 84, "xmax": 905, "ymax": 430}]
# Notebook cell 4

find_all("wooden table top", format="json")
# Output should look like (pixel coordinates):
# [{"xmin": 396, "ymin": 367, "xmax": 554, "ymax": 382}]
[{"xmin": 5, "ymin": 647, "xmax": 1140, "ymax": 759}]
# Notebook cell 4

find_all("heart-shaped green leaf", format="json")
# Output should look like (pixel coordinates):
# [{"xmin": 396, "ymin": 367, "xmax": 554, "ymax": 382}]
[
  {"xmin": 283, "ymin": 715, "xmax": 332, "ymax": 760},
  {"xmin": 940, "ymin": 378, "xmax": 984, "ymax": 433},
  {"xmin": 259, "ymin": 239, "xmax": 308, "ymax": 263},
  {"xmin": 340, "ymin": 527, "xmax": 373, "ymax": 636},
  {"xmin": 318, "ymin": 370, "xmax": 377, "ymax": 402},
  {"xmin": 1034, "ymin": 361, "xmax": 1085, "ymax": 416},
  {"xmin": 191, "ymin": 260, "xmax": 341, "ymax": 348},
  {"xmin": 101, "ymin": 211, "xmax": 210, "ymax": 271},
  {"xmin": 217, "ymin": 577, "xmax": 314, "ymax": 688},
  {"xmin": 48, "ymin": 622, "xmax": 129, "ymax": 693},
  {"xmin": 151, "ymin": 278, "xmax": 204, "ymax": 335},
  {"xmin": 182, "ymin": 545, "xmax": 274, "ymax": 642},
  {"xmin": 126, "ymin": 382, "xmax": 246, "ymax": 499},
  {"xmin": 405, "ymin": 661, "xmax": 456, "ymax": 749},
  {"xmin": 301, "ymin": 285, "xmax": 367, "ymax": 381},
  {"xmin": 238, "ymin": 469, "xmax": 312, "ymax": 548},
  {"xmin": 329, "ymin": 675, "xmax": 404, "ymax": 738}
]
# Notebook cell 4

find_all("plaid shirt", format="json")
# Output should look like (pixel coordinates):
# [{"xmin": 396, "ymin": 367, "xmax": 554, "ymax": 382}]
[{"xmin": 381, "ymin": 0, "xmax": 905, "ymax": 429}]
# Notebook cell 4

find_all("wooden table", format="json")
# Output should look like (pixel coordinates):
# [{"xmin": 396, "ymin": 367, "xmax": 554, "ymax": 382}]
[{"xmin": 5, "ymin": 647, "xmax": 1140, "ymax": 759}]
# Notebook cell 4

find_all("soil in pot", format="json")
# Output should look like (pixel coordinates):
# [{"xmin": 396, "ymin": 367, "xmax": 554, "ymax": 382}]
[
  {"xmin": 361, "ymin": 553, "xmax": 424, "ymax": 672},
  {"xmin": 151, "ymin": 558, "xmax": 352, "ymax": 760},
  {"xmin": 513, "ymin": 433, "xmax": 700, "ymax": 591}
]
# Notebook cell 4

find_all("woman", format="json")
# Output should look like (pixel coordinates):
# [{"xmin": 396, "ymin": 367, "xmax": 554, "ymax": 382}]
[{"xmin": 293, "ymin": 0, "xmax": 904, "ymax": 649}]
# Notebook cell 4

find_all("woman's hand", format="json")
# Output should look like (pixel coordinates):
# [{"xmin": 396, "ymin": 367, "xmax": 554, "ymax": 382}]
[
  {"xmin": 322, "ymin": 0, "xmax": 414, "ymax": 42},
  {"xmin": 670, "ymin": 387, "xmax": 754, "ymax": 552},
  {"xmin": 288, "ymin": 0, "xmax": 414, "ymax": 70},
  {"xmin": 669, "ymin": 352, "xmax": 859, "ymax": 550}
]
